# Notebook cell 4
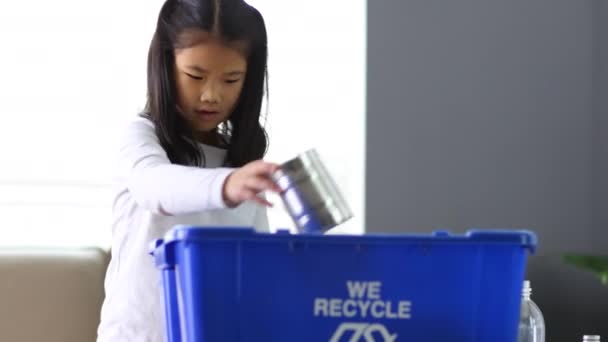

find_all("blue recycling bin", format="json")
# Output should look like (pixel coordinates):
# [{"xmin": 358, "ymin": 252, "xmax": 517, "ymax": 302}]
[{"xmin": 150, "ymin": 226, "xmax": 536, "ymax": 342}]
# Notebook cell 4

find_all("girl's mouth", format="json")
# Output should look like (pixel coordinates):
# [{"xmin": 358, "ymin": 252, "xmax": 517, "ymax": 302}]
[{"xmin": 195, "ymin": 109, "xmax": 220, "ymax": 119}]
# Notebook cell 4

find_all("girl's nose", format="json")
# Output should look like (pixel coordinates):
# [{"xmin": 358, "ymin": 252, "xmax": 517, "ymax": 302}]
[{"xmin": 200, "ymin": 82, "xmax": 221, "ymax": 104}]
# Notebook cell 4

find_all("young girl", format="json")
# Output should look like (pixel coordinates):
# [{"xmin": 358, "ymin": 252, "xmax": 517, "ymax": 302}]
[{"xmin": 97, "ymin": 0, "xmax": 278, "ymax": 340}]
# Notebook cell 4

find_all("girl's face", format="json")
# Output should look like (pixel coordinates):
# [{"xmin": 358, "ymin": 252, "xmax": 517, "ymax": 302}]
[{"xmin": 174, "ymin": 33, "xmax": 248, "ymax": 144}]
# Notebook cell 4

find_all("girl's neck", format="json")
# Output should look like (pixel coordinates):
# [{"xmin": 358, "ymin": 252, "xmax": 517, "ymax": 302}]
[{"xmin": 195, "ymin": 130, "xmax": 226, "ymax": 148}]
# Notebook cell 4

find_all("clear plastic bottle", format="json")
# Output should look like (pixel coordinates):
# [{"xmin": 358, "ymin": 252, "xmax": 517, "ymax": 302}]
[
  {"xmin": 517, "ymin": 280, "xmax": 545, "ymax": 342},
  {"xmin": 583, "ymin": 336, "xmax": 601, "ymax": 342}
]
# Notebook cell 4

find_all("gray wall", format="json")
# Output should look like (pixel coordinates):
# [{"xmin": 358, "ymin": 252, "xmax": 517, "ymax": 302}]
[
  {"xmin": 366, "ymin": 0, "xmax": 608, "ymax": 340},
  {"xmin": 596, "ymin": 0, "xmax": 608, "ymax": 254}
]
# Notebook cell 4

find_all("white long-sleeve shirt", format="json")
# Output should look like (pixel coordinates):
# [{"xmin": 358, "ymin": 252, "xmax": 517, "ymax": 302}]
[{"xmin": 97, "ymin": 116, "xmax": 269, "ymax": 342}]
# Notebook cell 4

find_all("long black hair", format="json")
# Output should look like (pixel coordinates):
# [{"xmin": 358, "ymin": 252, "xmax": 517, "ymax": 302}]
[{"xmin": 144, "ymin": 0, "xmax": 268, "ymax": 167}]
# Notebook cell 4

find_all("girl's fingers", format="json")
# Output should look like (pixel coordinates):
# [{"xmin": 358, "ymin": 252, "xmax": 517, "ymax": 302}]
[
  {"xmin": 245, "ymin": 176, "xmax": 281, "ymax": 193},
  {"xmin": 245, "ymin": 191, "xmax": 274, "ymax": 207},
  {"xmin": 247, "ymin": 160, "xmax": 280, "ymax": 176}
]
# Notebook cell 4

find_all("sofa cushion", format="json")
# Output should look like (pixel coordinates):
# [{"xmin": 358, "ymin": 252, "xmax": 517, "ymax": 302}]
[{"xmin": 0, "ymin": 247, "xmax": 109, "ymax": 342}]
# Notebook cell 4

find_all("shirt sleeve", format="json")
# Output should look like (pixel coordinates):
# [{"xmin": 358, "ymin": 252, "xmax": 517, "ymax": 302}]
[
  {"xmin": 252, "ymin": 200, "xmax": 271, "ymax": 232},
  {"xmin": 115, "ymin": 118, "xmax": 235, "ymax": 216}
]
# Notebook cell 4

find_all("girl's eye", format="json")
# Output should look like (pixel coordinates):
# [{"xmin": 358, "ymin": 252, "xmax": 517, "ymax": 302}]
[
  {"xmin": 225, "ymin": 79, "xmax": 241, "ymax": 84},
  {"xmin": 185, "ymin": 73, "xmax": 203, "ymax": 80}
]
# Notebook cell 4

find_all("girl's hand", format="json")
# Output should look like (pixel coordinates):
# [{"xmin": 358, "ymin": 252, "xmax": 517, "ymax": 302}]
[{"xmin": 222, "ymin": 160, "xmax": 282, "ymax": 207}]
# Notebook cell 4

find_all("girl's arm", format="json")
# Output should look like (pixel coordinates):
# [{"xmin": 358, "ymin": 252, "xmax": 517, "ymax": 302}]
[{"xmin": 116, "ymin": 118, "xmax": 234, "ymax": 216}]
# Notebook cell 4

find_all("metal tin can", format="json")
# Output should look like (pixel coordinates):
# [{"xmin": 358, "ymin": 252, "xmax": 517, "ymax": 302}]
[{"xmin": 272, "ymin": 149, "xmax": 353, "ymax": 233}]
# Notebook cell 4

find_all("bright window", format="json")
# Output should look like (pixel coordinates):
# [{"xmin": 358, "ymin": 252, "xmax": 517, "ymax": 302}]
[{"xmin": 0, "ymin": 0, "xmax": 365, "ymax": 247}]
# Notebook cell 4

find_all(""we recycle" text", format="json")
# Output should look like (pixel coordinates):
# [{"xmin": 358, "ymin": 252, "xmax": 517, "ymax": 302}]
[{"xmin": 313, "ymin": 281, "xmax": 412, "ymax": 320}]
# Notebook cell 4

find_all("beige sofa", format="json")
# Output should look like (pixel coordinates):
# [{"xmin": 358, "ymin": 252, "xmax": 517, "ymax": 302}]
[{"xmin": 0, "ymin": 247, "xmax": 110, "ymax": 342}]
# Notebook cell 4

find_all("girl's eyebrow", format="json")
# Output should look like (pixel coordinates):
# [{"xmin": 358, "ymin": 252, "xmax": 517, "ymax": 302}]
[
  {"xmin": 186, "ymin": 65, "xmax": 207, "ymax": 73},
  {"xmin": 185, "ymin": 65, "xmax": 244, "ymax": 76}
]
